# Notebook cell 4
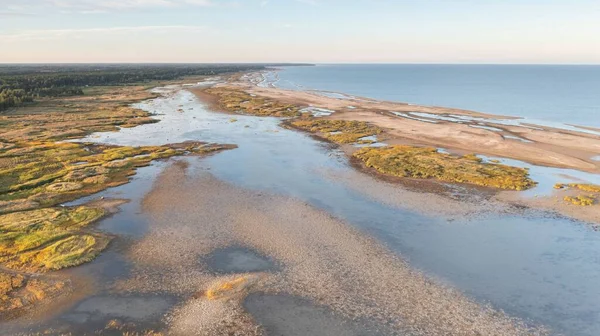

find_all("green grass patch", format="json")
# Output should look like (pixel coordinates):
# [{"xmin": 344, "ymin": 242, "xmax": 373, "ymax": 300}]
[
  {"xmin": 555, "ymin": 183, "xmax": 600, "ymax": 193},
  {"xmin": 205, "ymin": 88, "xmax": 301, "ymax": 117},
  {"xmin": 0, "ymin": 206, "xmax": 107, "ymax": 272},
  {"xmin": 564, "ymin": 195, "xmax": 596, "ymax": 206},
  {"xmin": 353, "ymin": 145, "xmax": 536, "ymax": 190},
  {"xmin": 290, "ymin": 119, "xmax": 382, "ymax": 144}
]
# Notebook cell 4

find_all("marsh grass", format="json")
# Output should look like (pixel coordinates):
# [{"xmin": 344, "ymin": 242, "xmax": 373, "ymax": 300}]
[
  {"xmin": 205, "ymin": 88, "xmax": 301, "ymax": 117},
  {"xmin": 564, "ymin": 195, "xmax": 596, "ymax": 206},
  {"xmin": 0, "ymin": 207, "xmax": 108, "ymax": 272},
  {"xmin": 555, "ymin": 183, "xmax": 600, "ymax": 193},
  {"xmin": 203, "ymin": 275, "xmax": 258, "ymax": 301},
  {"xmin": 0, "ymin": 82, "xmax": 238, "ymax": 315},
  {"xmin": 290, "ymin": 119, "xmax": 382, "ymax": 144},
  {"xmin": 354, "ymin": 145, "xmax": 536, "ymax": 190},
  {"xmin": 0, "ymin": 141, "xmax": 233, "ymax": 214}
]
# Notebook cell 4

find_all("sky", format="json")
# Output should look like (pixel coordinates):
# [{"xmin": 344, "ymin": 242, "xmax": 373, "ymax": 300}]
[{"xmin": 1, "ymin": 0, "xmax": 599, "ymax": 64}]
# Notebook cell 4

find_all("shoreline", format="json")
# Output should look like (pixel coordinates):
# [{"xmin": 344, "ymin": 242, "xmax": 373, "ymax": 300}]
[
  {"xmin": 227, "ymin": 76, "xmax": 600, "ymax": 173},
  {"xmin": 194, "ymin": 72, "xmax": 600, "ymax": 225}
]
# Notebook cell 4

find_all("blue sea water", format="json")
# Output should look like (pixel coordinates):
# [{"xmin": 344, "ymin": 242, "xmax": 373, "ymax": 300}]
[{"xmin": 272, "ymin": 64, "xmax": 600, "ymax": 129}]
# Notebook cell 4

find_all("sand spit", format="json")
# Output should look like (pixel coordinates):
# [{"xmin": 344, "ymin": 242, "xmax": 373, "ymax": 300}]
[
  {"xmin": 215, "ymin": 80, "xmax": 600, "ymax": 174},
  {"xmin": 118, "ymin": 161, "xmax": 548, "ymax": 336},
  {"xmin": 193, "ymin": 79, "xmax": 600, "ymax": 224}
]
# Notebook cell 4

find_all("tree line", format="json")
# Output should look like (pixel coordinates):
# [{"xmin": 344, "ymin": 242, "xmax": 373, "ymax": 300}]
[{"xmin": 0, "ymin": 64, "xmax": 269, "ymax": 112}]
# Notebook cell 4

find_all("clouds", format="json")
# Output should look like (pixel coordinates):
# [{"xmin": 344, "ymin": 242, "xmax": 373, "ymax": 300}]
[
  {"xmin": 1, "ymin": 0, "xmax": 216, "ymax": 14},
  {"xmin": 0, "ymin": 25, "xmax": 209, "ymax": 42},
  {"xmin": 0, "ymin": 0, "xmax": 316, "ymax": 15}
]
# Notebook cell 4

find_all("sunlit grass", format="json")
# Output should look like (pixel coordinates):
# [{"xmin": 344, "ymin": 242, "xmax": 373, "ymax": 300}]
[
  {"xmin": 353, "ymin": 145, "xmax": 536, "ymax": 190},
  {"xmin": 0, "ymin": 206, "xmax": 107, "ymax": 272},
  {"xmin": 290, "ymin": 119, "xmax": 382, "ymax": 144},
  {"xmin": 564, "ymin": 195, "xmax": 596, "ymax": 206},
  {"xmin": 205, "ymin": 88, "xmax": 301, "ymax": 117}
]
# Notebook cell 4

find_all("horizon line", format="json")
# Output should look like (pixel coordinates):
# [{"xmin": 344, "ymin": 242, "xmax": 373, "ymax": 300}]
[{"xmin": 1, "ymin": 62, "xmax": 600, "ymax": 66}]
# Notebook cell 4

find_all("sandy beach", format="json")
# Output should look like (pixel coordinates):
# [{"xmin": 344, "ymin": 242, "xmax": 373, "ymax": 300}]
[{"xmin": 222, "ymin": 76, "xmax": 600, "ymax": 174}]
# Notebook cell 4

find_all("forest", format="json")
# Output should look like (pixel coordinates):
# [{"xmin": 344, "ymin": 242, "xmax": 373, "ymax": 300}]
[{"xmin": 0, "ymin": 64, "xmax": 269, "ymax": 111}]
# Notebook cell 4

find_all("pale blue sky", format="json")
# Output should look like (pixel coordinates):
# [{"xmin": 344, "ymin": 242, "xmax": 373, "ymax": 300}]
[{"xmin": 1, "ymin": 0, "xmax": 599, "ymax": 63}]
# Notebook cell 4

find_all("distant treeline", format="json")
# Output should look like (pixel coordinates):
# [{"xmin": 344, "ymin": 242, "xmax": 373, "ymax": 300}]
[{"xmin": 0, "ymin": 64, "xmax": 291, "ymax": 112}]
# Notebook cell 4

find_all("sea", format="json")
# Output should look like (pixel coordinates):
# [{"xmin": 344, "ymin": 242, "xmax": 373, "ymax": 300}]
[{"xmin": 266, "ymin": 64, "xmax": 600, "ymax": 130}]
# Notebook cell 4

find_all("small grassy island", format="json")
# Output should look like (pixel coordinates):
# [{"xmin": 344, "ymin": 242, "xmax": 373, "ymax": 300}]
[
  {"xmin": 289, "ymin": 119, "xmax": 382, "ymax": 144},
  {"xmin": 353, "ymin": 146, "xmax": 536, "ymax": 190},
  {"xmin": 555, "ymin": 183, "xmax": 600, "ymax": 206}
]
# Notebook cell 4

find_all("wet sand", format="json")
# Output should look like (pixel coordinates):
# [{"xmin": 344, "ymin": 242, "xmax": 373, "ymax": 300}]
[{"xmin": 117, "ymin": 161, "xmax": 546, "ymax": 336}]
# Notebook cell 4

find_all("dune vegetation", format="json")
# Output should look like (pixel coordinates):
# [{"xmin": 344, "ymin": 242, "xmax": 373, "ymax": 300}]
[
  {"xmin": 0, "ymin": 206, "xmax": 108, "ymax": 272},
  {"xmin": 204, "ymin": 87, "xmax": 301, "ymax": 117},
  {"xmin": 203, "ymin": 87, "xmax": 539, "ymax": 191},
  {"xmin": 0, "ymin": 140, "xmax": 233, "ymax": 214},
  {"xmin": 555, "ymin": 183, "xmax": 600, "ymax": 193},
  {"xmin": 353, "ymin": 145, "xmax": 536, "ymax": 190},
  {"xmin": 0, "ymin": 75, "xmax": 238, "ymax": 315},
  {"xmin": 289, "ymin": 119, "xmax": 383, "ymax": 144},
  {"xmin": 555, "ymin": 183, "xmax": 599, "ymax": 206},
  {"xmin": 563, "ymin": 195, "xmax": 596, "ymax": 206}
]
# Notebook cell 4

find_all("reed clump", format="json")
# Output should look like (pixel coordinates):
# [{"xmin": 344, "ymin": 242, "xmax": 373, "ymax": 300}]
[{"xmin": 353, "ymin": 145, "xmax": 536, "ymax": 190}]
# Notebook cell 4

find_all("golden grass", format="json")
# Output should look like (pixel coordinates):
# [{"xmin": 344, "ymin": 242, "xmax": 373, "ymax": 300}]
[
  {"xmin": 205, "ymin": 276, "xmax": 250, "ymax": 300},
  {"xmin": 0, "ymin": 206, "xmax": 108, "ymax": 272},
  {"xmin": 555, "ymin": 183, "xmax": 600, "ymax": 193},
  {"xmin": 0, "ymin": 85, "xmax": 159, "ymax": 143},
  {"xmin": 205, "ymin": 88, "xmax": 300, "ymax": 117},
  {"xmin": 0, "ymin": 141, "xmax": 234, "ymax": 214},
  {"xmin": 290, "ymin": 119, "xmax": 382, "ymax": 144},
  {"xmin": 0, "ymin": 82, "xmax": 238, "ymax": 315},
  {"xmin": 564, "ymin": 195, "xmax": 596, "ymax": 206},
  {"xmin": 354, "ymin": 145, "xmax": 536, "ymax": 190}
]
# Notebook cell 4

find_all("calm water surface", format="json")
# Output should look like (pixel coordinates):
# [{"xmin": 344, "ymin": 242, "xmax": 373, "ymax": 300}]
[
  {"xmin": 68, "ymin": 86, "xmax": 600, "ymax": 336},
  {"xmin": 273, "ymin": 64, "xmax": 600, "ymax": 129}
]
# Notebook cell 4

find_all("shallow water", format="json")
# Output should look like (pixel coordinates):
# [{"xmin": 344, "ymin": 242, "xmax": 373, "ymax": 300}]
[
  {"xmin": 204, "ymin": 246, "xmax": 278, "ymax": 274},
  {"xmin": 71, "ymin": 86, "xmax": 600, "ymax": 336},
  {"xmin": 272, "ymin": 64, "xmax": 600, "ymax": 130}
]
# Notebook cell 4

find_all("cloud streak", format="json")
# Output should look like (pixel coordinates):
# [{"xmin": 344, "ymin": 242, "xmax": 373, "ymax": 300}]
[
  {"xmin": 0, "ymin": 25, "xmax": 209, "ymax": 42},
  {"xmin": 1, "ymin": 0, "xmax": 216, "ymax": 13}
]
